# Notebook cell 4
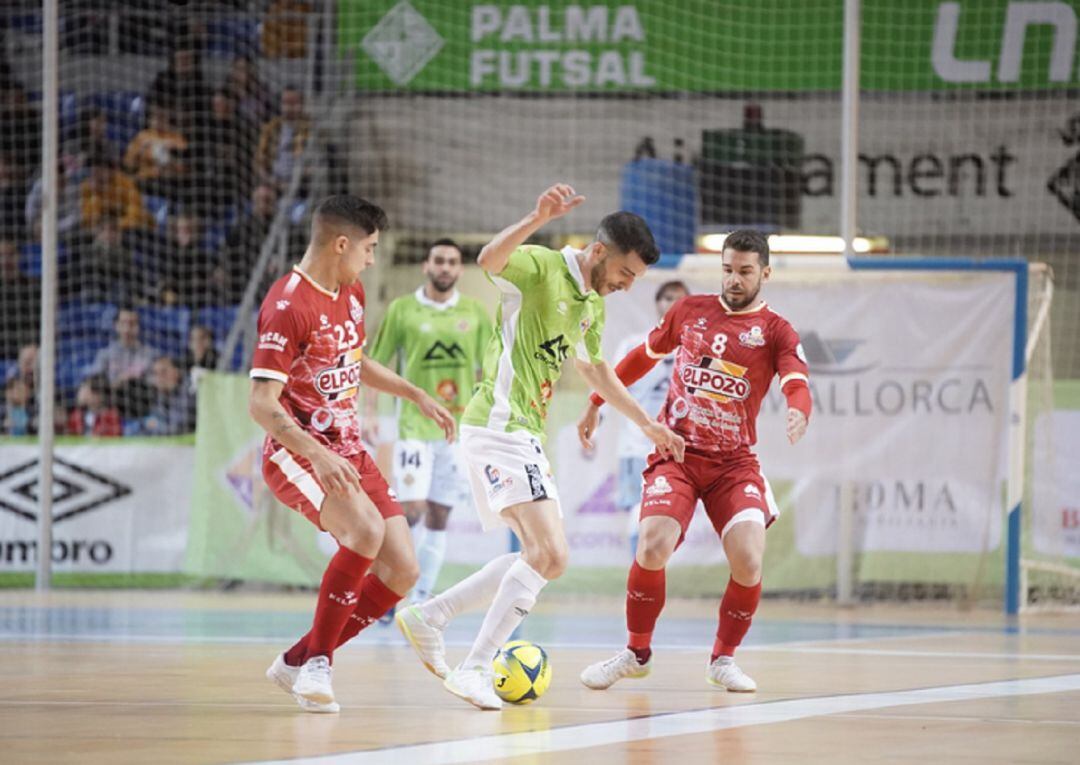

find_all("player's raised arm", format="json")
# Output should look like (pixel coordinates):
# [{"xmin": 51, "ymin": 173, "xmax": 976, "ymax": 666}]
[
  {"xmin": 574, "ymin": 358, "xmax": 684, "ymax": 462},
  {"xmin": 359, "ymin": 356, "xmax": 456, "ymax": 442},
  {"xmin": 476, "ymin": 183, "xmax": 584, "ymax": 275}
]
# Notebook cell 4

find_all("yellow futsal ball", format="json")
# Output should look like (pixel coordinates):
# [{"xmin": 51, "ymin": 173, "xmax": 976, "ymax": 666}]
[{"xmin": 492, "ymin": 640, "xmax": 552, "ymax": 704}]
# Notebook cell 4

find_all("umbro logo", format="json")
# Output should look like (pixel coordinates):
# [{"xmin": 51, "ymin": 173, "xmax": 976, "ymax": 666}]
[{"xmin": 0, "ymin": 457, "xmax": 131, "ymax": 523}]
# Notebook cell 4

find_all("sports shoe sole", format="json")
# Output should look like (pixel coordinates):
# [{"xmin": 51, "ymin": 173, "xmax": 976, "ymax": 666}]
[
  {"xmin": 395, "ymin": 608, "xmax": 448, "ymax": 679},
  {"xmin": 706, "ymin": 675, "xmax": 756, "ymax": 693},
  {"xmin": 266, "ymin": 659, "xmax": 340, "ymax": 713},
  {"xmin": 580, "ymin": 662, "xmax": 650, "ymax": 690},
  {"xmin": 442, "ymin": 675, "xmax": 502, "ymax": 711}
]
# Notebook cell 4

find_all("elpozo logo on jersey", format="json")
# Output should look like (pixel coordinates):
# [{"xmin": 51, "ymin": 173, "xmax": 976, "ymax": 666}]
[
  {"xmin": 316, "ymin": 348, "xmax": 363, "ymax": 399},
  {"xmin": 681, "ymin": 356, "xmax": 751, "ymax": 403}
]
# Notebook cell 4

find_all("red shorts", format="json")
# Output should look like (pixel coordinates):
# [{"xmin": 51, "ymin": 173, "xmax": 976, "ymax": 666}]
[
  {"xmin": 639, "ymin": 448, "xmax": 777, "ymax": 546},
  {"xmin": 262, "ymin": 445, "xmax": 403, "ymax": 530}
]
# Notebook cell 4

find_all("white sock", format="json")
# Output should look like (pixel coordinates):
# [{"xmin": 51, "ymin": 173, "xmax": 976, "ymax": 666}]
[
  {"xmin": 462, "ymin": 558, "xmax": 547, "ymax": 669},
  {"xmin": 421, "ymin": 552, "xmax": 518, "ymax": 630},
  {"xmin": 412, "ymin": 529, "xmax": 447, "ymax": 603},
  {"xmin": 411, "ymin": 520, "xmax": 428, "ymax": 551}
]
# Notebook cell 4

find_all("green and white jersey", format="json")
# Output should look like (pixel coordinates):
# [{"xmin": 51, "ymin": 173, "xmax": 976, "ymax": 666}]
[
  {"xmin": 369, "ymin": 287, "xmax": 493, "ymax": 441},
  {"xmin": 463, "ymin": 245, "xmax": 605, "ymax": 441}
]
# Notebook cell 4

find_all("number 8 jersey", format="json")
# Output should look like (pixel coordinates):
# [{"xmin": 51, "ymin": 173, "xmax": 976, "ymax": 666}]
[
  {"xmin": 646, "ymin": 295, "xmax": 809, "ymax": 454},
  {"xmin": 250, "ymin": 266, "xmax": 368, "ymax": 456}
]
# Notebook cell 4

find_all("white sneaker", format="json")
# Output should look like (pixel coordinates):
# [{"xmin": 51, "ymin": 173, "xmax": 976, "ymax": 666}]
[
  {"xmin": 706, "ymin": 656, "xmax": 757, "ymax": 692},
  {"xmin": 293, "ymin": 655, "xmax": 335, "ymax": 705},
  {"xmin": 580, "ymin": 648, "xmax": 651, "ymax": 690},
  {"xmin": 265, "ymin": 653, "xmax": 340, "ymax": 713},
  {"xmin": 443, "ymin": 665, "xmax": 503, "ymax": 710},
  {"xmin": 396, "ymin": 605, "xmax": 451, "ymax": 679}
]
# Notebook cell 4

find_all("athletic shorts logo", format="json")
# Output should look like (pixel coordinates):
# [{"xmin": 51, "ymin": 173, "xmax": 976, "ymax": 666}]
[
  {"xmin": 646, "ymin": 475, "xmax": 672, "ymax": 496},
  {"xmin": 484, "ymin": 465, "xmax": 500, "ymax": 485},
  {"xmin": 525, "ymin": 463, "xmax": 547, "ymax": 500},
  {"xmin": 743, "ymin": 484, "xmax": 762, "ymax": 499}
]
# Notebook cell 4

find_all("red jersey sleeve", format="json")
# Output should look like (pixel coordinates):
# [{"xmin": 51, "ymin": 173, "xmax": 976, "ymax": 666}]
[
  {"xmin": 645, "ymin": 296, "xmax": 686, "ymax": 358},
  {"xmin": 773, "ymin": 318, "xmax": 810, "ymax": 390},
  {"xmin": 250, "ymin": 295, "xmax": 306, "ymax": 384}
]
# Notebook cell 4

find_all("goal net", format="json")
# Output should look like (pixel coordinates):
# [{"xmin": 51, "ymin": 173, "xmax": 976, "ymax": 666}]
[{"xmin": 0, "ymin": 2, "xmax": 1075, "ymax": 603}]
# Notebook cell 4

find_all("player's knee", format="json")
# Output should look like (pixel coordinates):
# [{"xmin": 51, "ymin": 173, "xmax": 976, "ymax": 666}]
[
  {"xmin": 527, "ymin": 541, "xmax": 568, "ymax": 580},
  {"xmin": 728, "ymin": 552, "xmax": 762, "ymax": 586},
  {"xmin": 389, "ymin": 559, "xmax": 420, "ymax": 592},
  {"xmin": 637, "ymin": 529, "xmax": 676, "ymax": 569},
  {"xmin": 330, "ymin": 511, "xmax": 384, "ymax": 556}
]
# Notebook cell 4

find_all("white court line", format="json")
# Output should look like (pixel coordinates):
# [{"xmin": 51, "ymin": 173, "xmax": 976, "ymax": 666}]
[
  {"xmin": 742, "ymin": 646, "xmax": 1080, "ymax": 662},
  {"xmin": 237, "ymin": 674, "xmax": 1080, "ymax": 765}
]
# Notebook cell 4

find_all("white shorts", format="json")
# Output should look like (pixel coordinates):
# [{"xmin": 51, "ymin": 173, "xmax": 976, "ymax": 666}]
[
  {"xmin": 460, "ymin": 425, "xmax": 562, "ymax": 531},
  {"xmin": 392, "ymin": 439, "xmax": 470, "ymax": 508}
]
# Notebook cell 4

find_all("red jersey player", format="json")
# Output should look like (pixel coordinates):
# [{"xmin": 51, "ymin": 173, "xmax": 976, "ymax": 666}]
[
  {"xmin": 577, "ymin": 230, "xmax": 811, "ymax": 693},
  {"xmin": 249, "ymin": 196, "xmax": 455, "ymax": 713}
]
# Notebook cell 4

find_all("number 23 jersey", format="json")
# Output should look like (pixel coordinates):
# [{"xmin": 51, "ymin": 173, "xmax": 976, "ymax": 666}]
[
  {"xmin": 250, "ymin": 266, "xmax": 368, "ymax": 456},
  {"xmin": 646, "ymin": 295, "xmax": 809, "ymax": 454}
]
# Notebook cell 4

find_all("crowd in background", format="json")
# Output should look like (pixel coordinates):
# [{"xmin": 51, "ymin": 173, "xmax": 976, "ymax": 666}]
[{"xmin": 0, "ymin": 4, "xmax": 316, "ymax": 436}]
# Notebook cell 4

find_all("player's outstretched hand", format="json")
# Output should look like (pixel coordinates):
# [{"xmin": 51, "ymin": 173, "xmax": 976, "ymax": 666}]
[
  {"xmin": 642, "ymin": 422, "xmax": 685, "ymax": 463},
  {"xmin": 786, "ymin": 407, "xmax": 808, "ymax": 445},
  {"xmin": 417, "ymin": 393, "xmax": 457, "ymax": 442},
  {"xmin": 534, "ymin": 183, "xmax": 585, "ymax": 223},
  {"xmin": 311, "ymin": 450, "xmax": 362, "ymax": 496},
  {"xmin": 577, "ymin": 402, "xmax": 601, "ymax": 451}
]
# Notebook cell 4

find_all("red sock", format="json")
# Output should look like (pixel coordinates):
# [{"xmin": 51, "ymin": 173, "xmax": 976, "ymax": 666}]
[
  {"xmin": 305, "ymin": 546, "xmax": 373, "ymax": 662},
  {"xmin": 335, "ymin": 574, "xmax": 403, "ymax": 647},
  {"xmin": 282, "ymin": 576, "xmax": 402, "ymax": 665},
  {"xmin": 283, "ymin": 632, "xmax": 310, "ymax": 666},
  {"xmin": 625, "ymin": 561, "xmax": 666, "ymax": 665},
  {"xmin": 712, "ymin": 577, "xmax": 762, "ymax": 661}
]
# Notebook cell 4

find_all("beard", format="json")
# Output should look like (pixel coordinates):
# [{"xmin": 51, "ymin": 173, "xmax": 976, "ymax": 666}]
[
  {"xmin": 723, "ymin": 282, "xmax": 761, "ymax": 310},
  {"xmin": 429, "ymin": 273, "xmax": 456, "ymax": 293},
  {"xmin": 588, "ymin": 262, "xmax": 609, "ymax": 294}
]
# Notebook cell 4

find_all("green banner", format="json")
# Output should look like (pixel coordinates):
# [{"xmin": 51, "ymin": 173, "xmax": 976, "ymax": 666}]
[
  {"xmin": 185, "ymin": 373, "xmax": 330, "ymax": 585},
  {"xmin": 339, "ymin": 0, "xmax": 1080, "ymax": 92}
]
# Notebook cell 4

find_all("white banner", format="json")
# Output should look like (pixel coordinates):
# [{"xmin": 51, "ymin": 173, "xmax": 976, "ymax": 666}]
[
  {"xmin": 0, "ymin": 443, "xmax": 193, "ymax": 573},
  {"xmin": 1032, "ymin": 411, "xmax": 1080, "ymax": 559},
  {"xmin": 585, "ymin": 268, "xmax": 1014, "ymax": 559}
]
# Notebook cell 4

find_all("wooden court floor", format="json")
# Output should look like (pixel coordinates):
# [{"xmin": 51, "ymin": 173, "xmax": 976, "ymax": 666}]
[{"xmin": 0, "ymin": 591, "xmax": 1077, "ymax": 764}]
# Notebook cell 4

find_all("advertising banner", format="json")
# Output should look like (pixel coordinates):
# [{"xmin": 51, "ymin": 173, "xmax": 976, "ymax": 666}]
[
  {"xmin": 341, "ymin": 1, "xmax": 1080, "ymax": 93},
  {"xmin": 1032, "ymin": 410, "xmax": 1080, "ymax": 559},
  {"xmin": 0, "ymin": 440, "xmax": 193, "ymax": 573}
]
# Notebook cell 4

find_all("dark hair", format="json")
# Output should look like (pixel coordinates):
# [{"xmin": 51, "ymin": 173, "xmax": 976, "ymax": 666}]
[
  {"xmin": 597, "ymin": 211, "xmax": 660, "ymax": 265},
  {"xmin": 426, "ymin": 237, "xmax": 463, "ymax": 260},
  {"xmin": 190, "ymin": 324, "xmax": 213, "ymax": 341},
  {"xmin": 655, "ymin": 280, "xmax": 689, "ymax": 302},
  {"xmin": 85, "ymin": 152, "xmax": 116, "ymax": 170},
  {"xmin": 82, "ymin": 374, "xmax": 110, "ymax": 397},
  {"xmin": 313, "ymin": 195, "xmax": 388, "ymax": 237},
  {"xmin": 723, "ymin": 229, "xmax": 770, "ymax": 266}
]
